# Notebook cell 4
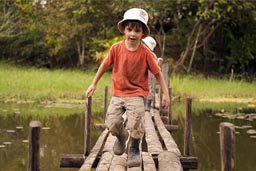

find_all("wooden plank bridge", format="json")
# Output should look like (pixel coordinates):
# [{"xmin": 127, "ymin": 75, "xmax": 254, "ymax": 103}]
[
  {"xmin": 59, "ymin": 93, "xmax": 198, "ymax": 170},
  {"xmin": 60, "ymin": 108, "xmax": 198, "ymax": 170},
  {"xmin": 59, "ymin": 63, "xmax": 198, "ymax": 170}
]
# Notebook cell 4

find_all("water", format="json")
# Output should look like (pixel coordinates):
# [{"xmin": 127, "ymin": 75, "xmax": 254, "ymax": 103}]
[{"xmin": 0, "ymin": 102, "xmax": 255, "ymax": 170}]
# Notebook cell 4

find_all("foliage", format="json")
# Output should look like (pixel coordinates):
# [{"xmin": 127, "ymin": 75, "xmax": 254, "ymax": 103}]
[
  {"xmin": 219, "ymin": 8, "xmax": 256, "ymax": 74},
  {"xmin": 93, "ymin": 36, "xmax": 124, "ymax": 62},
  {"xmin": 0, "ymin": 0, "xmax": 255, "ymax": 75}
]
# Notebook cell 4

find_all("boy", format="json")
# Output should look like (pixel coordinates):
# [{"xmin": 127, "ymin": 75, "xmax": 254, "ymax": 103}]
[
  {"xmin": 142, "ymin": 36, "xmax": 163, "ymax": 112},
  {"xmin": 85, "ymin": 8, "xmax": 170, "ymax": 167}
]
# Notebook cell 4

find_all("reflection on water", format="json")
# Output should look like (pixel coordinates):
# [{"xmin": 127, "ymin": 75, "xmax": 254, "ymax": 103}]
[{"xmin": 0, "ymin": 102, "xmax": 255, "ymax": 170}]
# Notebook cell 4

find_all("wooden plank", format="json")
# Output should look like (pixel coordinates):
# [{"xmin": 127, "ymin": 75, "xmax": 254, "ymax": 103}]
[
  {"xmin": 60, "ymin": 154, "xmax": 198, "ymax": 169},
  {"xmin": 158, "ymin": 151, "xmax": 183, "ymax": 171},
  {"xmin": 102, "ymin": 133, "xmax": 116, "ymax": 152},
  {"xmin": 153, "ymin": 109, "xmax": 181, "ymax": 156},
  {"xmin": 96, "ymin": 152, "xmax": 113, "ymax": 171},
  {"xmin": 79, "ymin": 129, "xmax": 109, "ymax": 171},
  {"xmin": 96, "ymin": 134, "xmax": 116, "ymax": 170},
  {"xmin": 59, "ymin": 154, "xmax": 84, "ymax": 168},
  {"xmin": 110, "ymin": 153, "xmax": 127, "ymax": 171},
  {"xmin": 144, "ymin": 111, "xmax": 163, "ymax": 155},
  {"xmin": 142, "ymin": 152, "xmax": 156, "ymax": 171}
]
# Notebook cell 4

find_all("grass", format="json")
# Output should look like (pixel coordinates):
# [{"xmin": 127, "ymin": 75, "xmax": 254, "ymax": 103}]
[
  {"xmin": 171, "ymin": 74, "xmax": 256, "ymax": 103},
  {"xmin": 0, "ymin": 61, "xmax": 255, "ymax": 104},
  {"xmin": 0, "ymin": 62, "xmax": 112, "ymax": 104}
]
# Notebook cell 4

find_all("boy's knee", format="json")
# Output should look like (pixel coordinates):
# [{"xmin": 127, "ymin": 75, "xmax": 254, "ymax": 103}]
[{"xmin": 106, "ymin": 119, "xmax": 123, "ymax": 136}]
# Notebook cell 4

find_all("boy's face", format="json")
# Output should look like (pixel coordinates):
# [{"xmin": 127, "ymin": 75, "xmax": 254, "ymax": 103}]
[{"xmin": 123, "ymin": 22, "xmax": 144, "ymax": 45}]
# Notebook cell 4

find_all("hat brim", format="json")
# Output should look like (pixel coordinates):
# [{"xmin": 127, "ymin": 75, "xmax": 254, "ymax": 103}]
[{"xmin": 117, "ymin": 20, "xmax": 150, "ymax": 38}]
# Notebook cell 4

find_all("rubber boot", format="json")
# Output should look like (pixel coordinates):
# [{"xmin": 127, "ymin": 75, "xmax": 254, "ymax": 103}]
[
  {"xmin": 113, "ymin": 126, "xmax": 129, "ymax": 155},
  {"xmin": 127, "ymin": 138, "xmax": 141, "ymax": 167},
  {"xmin": 145, "ymin": 99, "xmax": 152, "ymax": 112}
]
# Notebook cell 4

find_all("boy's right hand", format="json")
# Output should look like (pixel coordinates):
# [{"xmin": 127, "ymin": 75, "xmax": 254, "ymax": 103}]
[{"xmin": 85, "ymin": 84, "xmax": 96, "ymax": 98}]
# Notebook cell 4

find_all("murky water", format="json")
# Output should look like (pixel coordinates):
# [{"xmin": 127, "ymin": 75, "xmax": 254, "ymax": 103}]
[{"xmin": 0, "ymin": 101, "xmax": 255, "ymax": 170}]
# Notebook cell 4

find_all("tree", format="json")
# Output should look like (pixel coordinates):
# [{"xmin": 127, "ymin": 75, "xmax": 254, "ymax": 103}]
[
  {"xmin": 173, "ymin": 0, "xmax": 256, "ymax": 73},
  {"xmin": 0, "ymin": 0, "xmax": 20, "ymax": 37}
]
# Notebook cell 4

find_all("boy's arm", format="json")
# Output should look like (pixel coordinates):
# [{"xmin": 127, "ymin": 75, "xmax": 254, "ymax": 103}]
[
  {"xmin": 154, "ymin": 72, "xmax": 170, "ymax": 108},
  {"xmin": 85, "ymin": 63, "xmax": 108, "ymax": 98}
]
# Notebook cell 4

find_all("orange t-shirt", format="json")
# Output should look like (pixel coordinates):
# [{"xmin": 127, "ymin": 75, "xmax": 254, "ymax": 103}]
[{"xmin": 103, "ymin": 41, "xmax": 160, "ymax": 97}]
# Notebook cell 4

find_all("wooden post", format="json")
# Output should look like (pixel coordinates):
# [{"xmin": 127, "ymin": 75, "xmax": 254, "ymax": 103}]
[
  {"xmin": 84, "ymin": 96, "xmax": 92, "ymax": 156},
  {"xmin": 152, "ymin": 78, "xmax": 156, "ymax": 109},
  {"xmin": 168, "ymin": 87, "xmax": 172, "ymax": 125},
  {"xmin": 219, "ymin": 122, "xmax": 235, "ymax": 171},
  {"xmin": 160, "ymin": 63, "xmax": 170, "ymax": 116},
  {"xmin": 104, "ymin": 86, "xmax": 108, "ymax": 121},
  {"xmin": 159, "ymin": 89, "xmax": 163, "ymax": 115},
  {"xmin": 28, "ymin": 121, "xmax": 42, "ymax": 171},
  {"xmin": 184, "ymin": 98, "xmax": 192, "ymax": 157},
  {"xmin": 162, "ymin": 63, "xmax": 169, "ymax": 88}
]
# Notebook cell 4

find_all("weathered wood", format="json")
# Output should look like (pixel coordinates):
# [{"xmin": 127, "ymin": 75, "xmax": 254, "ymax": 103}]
[
  {"xmin": 84, "ymin": 96, "xmax": 92, "ymax": 156},
  {"xmin": 144, "ymin": 111, "xmax": 163, "ymax": 155},
  {"xmin": 104, "ymin": 86, "xmax": 108, "ymax": 121},
  {"xmin": 60, "ymin": 154, "xmax": 198, "ymax": 169},
  {"xmin": 219, "ymin": 122, "xmax": 235, "ymax": 171},
  {"xmin": 162, "ymin": 63, "xmax": 169, "ymax": 88},
  {"xmin": 96, "ymin": 152, "xmax": 113, "ymax": 171},
  {"xmin": 96, "ymin": 134, "xmax": 116, "ymax": 170},
  {"xmin": 158, "ymin": 151, "xmax": 183, "ymax": 171},
  {"xmin": 161, "ymin": 116, "xmax": 169, "ymax": 124},
  {"xmin": 102, "ymin": 133, "xmax": 116, "ymax": 152},
  {"xmin": 160, "ymin": 63, "xmax": 170, "ymax": 117},
  {"xmin": 60, "ymin": 154, "xmax": 84, "ymax": 168},
  {"xmin": 165, "ymin": 124, "xmax": 179, "ymax": 132},
  {"xmin": 28, "ymin": 121, "xmax": 42, "ymax": 171},
  {"xmin": 142, "ymin": 152, "xmax": 156, "ymax": 171},
  {"xmin": 110, "ymin": 153, "xmax": 127, "ymax": 171},
  {"xmin": 79, "ymin": 129, "xmax": 109, "ymax": 171},
  {"xmin": 180, "ymin": 156, "xmax": 198, "ymax": 170},
  {"xmin": 159, "ymin": 89, "xmax": 163, "ymax": 115},
  {"xmin": 168, "ymin": 87, "xmax": 172, "ymax": 125},
  {"xmin": 60, "ymin": 105, "xmax": 198, "ymax": 170},
  {"xmin": 153, "ymin": 109, "xmax": 181, "ymax": 156},
  {"xmin": 154, "ymin": 92, "xmax": 160, "ymax": 109},
  {"xmin": 184, "ymin": 98, "xmax": 192, "ymax": 156},
  {"xmin": 152, "ymin": 78, "xmax": 156, "ymax": 108}
]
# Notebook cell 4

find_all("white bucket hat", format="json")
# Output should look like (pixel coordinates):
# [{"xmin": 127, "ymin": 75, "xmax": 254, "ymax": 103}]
[
  {"xmin": 117, "ymin": 8, "xmax": 150, "ymax": 37},
  {"xmin": 142, "ymin": 36, "xmax": 156, "ymax": 51}
]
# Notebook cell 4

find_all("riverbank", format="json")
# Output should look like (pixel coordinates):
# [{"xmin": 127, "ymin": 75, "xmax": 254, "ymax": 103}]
[{"xmin": 0, "ymin": 62, "xmax": 255, "ymax": 105}]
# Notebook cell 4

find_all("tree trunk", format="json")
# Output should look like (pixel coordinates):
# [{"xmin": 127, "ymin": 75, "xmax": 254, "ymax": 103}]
[
  {"xmin": 187, "ymin": 24, "xmax": 202, "ymax": 73},
  {"xmin": 76, "ymin": 39, "xmax": 85, "ymax": 67}
]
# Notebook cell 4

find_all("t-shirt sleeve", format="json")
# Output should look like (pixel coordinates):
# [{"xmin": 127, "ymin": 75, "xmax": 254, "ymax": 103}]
[{"xmin": 147, "ymin": 52, "xmax": 161, "ymax": 75}]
